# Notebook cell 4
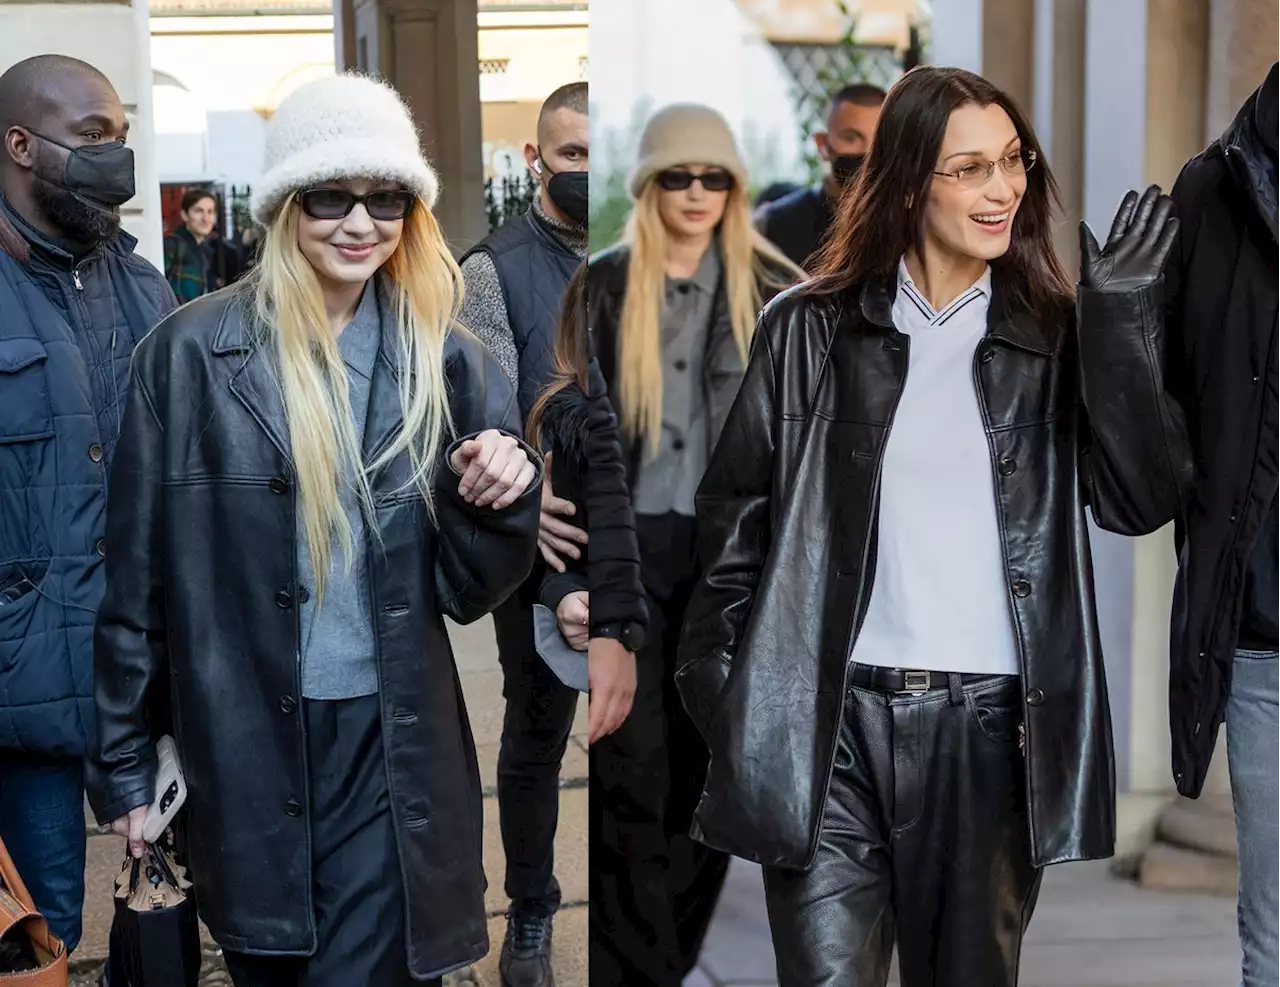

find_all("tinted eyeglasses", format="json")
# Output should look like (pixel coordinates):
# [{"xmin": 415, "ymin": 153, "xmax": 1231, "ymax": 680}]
[
  {"xmin": 297, "ymin": 187, "xmax": 417, "ymax": 221},
  {"xmin": 932, "ymin": 148, "xmax": 1038, "ymax": 189},
  {"xmin": 655, "ymin": 170, "xmax": 736, "ymax": 193}
]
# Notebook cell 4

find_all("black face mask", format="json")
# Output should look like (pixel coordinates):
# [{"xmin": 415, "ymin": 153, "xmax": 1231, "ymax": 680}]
[
  {"xmin": 830, "ymin": 153, "xmax": 866, "ymax": 190},
  {"xmin": 27, "ymin": 130, "xmax": 136, "ymax": 208},
  {"xmin": 537, "ymin": 149, "xmax": 588, "ymax": 227}
]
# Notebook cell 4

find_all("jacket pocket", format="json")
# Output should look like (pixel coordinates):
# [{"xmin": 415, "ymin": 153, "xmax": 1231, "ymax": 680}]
[
  {"xmin": 0, "ymin": 339, "xmax": 55, "ymax": 443},
  {"xmin": 674, "ymin": 647, "xmax": 733, "ymax": 745}
]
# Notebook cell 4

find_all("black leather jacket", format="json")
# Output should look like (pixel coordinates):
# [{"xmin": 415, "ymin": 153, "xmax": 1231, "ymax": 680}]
[
  {"xmin": 675, "ymin": 271, "xmax": 1189, "ymax": 871},
  {"xmin": 86, "ymin": 288, "xmax": 542, "ymax": 977}
]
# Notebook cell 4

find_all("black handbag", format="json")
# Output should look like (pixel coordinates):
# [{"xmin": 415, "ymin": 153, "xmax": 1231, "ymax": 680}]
[{"xmin": 110, "ymin": 831, "xmax": 200, "ymax": 987}]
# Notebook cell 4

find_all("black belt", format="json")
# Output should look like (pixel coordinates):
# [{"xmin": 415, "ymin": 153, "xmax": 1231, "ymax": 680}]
[{"xmin": 849, "ymin": 665, "xmax": 1003, "ymax": 696}]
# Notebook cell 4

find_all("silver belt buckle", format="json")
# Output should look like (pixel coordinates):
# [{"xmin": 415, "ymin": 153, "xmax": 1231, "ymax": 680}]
[{"xmin": 899, "ymin": 670, "xmax": 930, "ymax": 695}]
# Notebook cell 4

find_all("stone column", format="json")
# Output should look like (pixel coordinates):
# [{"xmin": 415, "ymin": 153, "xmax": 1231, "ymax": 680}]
[
  {"xmin": 340, "ymin": 0, "xmax": 487, "ymax": 252},
  {"xmin": 0, "ymin": 0, "xmax": 164, "ymax": 267},
  {"xmin": 1032, "ymin": 0, "xmax": 1086, "ymax": 269},
  {"xmin": 1206, "ymin": 0, "xmax": 1279, "ymax": 141}
]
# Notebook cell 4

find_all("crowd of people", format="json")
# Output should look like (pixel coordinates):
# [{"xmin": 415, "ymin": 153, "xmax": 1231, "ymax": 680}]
[{"xmin": 0, "ymin": 43, "xmax": 1273, "ymax": 987}]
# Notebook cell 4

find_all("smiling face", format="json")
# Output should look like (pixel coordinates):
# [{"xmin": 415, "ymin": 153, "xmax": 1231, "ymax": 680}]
[
  {"xmin": 182, "ymin": 195, "xmax": 216, "ymax": 238},
  {"xmin": 655, "ymin": 164, "xmax": 731, "ymax": 240},
  {"xmin": 295, "ymin": 178, "xmax": 405, "ymax": 290},
  {"xmin": 922, "ymin": 102, "xmax": 1027, "ymax": 263}
]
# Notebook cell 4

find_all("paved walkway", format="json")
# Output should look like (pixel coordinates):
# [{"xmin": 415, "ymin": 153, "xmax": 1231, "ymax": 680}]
[
  {"xmin": 689, "ymin": 857, "xmax": 1241, "ymax": 987},
  {"xmin": 73, "ymin": 615, "xmax": 589, "ymax": 987}
]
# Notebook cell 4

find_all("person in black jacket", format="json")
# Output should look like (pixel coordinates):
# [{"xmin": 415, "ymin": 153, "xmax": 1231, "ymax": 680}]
[
  {"xmin": 753, "ymin": 83, "xmax": 885, "ymax": 271},
  {"xmin": 587, "ymin": 102, "xmax": 803, "ymax": 985},
  {"xmin": 1132, "ymin": 63, "xmax": 1277, "ymax": 987},
  {"xmin": 88, "ymin": 74, "xmax": 541, "ymax": 987},
  {"xmin": 676, "ymin": 67, "xmax": 1187, "ymax": 987},
  {"xmin": 525, "ymin": 261, "xmax": 639, "ymax": 740},
  {"xmin": 0, "ymin": 54, "xmax": 176, "ymax": 956},
  {"xmin": 458, "ymin": 82, "xmax": 589, "ymax": 987}
]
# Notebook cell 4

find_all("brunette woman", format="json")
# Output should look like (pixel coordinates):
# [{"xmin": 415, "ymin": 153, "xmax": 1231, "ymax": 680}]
[
  {"xmin": 676, "ymin": 67, "xmax": 1187, "ymax": 987},
  {"xmin": 87, "ymin": 74, "xmax": 542, "ymax": 986},
  {"xmin": 525, "ymin": 261, "xmax": 639, "ymax": 737},
  {"xmin": 588, "ymin": 103, "xmax": 803, "ymax": 985}
]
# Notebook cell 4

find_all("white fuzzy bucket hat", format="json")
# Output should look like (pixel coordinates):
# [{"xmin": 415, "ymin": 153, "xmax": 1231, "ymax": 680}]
[{"xmin": 251, "ymin": 73, "xmax": 440, "ymax": 224}]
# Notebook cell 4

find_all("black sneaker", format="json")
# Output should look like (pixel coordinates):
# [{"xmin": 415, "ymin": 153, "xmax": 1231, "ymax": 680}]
[{"xmin": 499, "ymin": 909, "xmax": 555, "ymax": 987}]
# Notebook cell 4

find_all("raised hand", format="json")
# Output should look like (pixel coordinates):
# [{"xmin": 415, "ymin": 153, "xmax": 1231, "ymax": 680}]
[{"xmin": 1079, "ymin": 185, "xmax": 1179, "ymax": 293}]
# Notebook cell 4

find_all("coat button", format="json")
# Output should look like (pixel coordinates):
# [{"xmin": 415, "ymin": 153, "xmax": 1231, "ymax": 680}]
[
  {"xmin": 998, "ymin": 457, "xmax": 1017, "ymax": 476},
  {"xmin": 284, "ymin": 799, "xmax": 302, "ymax": 817},
  {"xmin": 980, "ymin": 346, "xmax": 995, "ymax": 364},
  {"xmin": 1026, "ymin": 688, "xmax": 1046, "ymax": 706},
  {"xmin": 298, "ymin": 585, "xmax": 311, "ymax": 604},
  {"xmin": 674, "ymin": 359, "xmax": 688, "ymax": 371},
  {"xmin": 1012, "ymin": 579, "xmax": 1032, "ymax": 598},
  {"xmin": 672, "ymin": 438, "xmax": 686, "ymax": 452},
  {"xmin": 279, "ymin": 695, "xmax": 296, "ymax": 714},
  {"xmin": 268, "ymin": 477, "xmax": 288, "ymax": 494},
  {"xmin": 96, "ymin": 538, "xmax": 106, "ymax": 557},
  {"xmin": 275, "ymin": 589, "xmax": 293, "ymax": 609},
  {"xmin": 88, "ymin": 443, "xmax": 104, "ymax": 463}
]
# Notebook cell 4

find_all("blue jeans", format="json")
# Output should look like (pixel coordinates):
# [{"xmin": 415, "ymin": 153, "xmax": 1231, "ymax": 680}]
[
  {"xmin": 0, "ymin": 753, "xmax": 86, "ymax": 951},
  {"xmin": 1227, "ymin": 649, "xmax": 1279, "ymax": 987}
]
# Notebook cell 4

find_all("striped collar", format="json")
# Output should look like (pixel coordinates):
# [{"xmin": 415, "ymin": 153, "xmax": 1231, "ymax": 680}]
[{"xmin": 895, "ymin": 257, "xmax": 992, "ymax": 327}]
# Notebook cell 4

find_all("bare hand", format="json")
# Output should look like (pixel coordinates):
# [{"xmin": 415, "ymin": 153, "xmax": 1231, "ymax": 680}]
[
  {"xmin": 556, "ymin": 590, "xmax": 590, "ymax": 651},
  {"xmin": 538, "ymin": 452, "xmax": 588, "ymax": 573},
  {"xmin": 111, "ymin": 805, "xmax": 150, "ymax": 859},
  {"xmin": 588, "ymin": 636, "xmax": 636, "ymax": 744},
  {"xmin": 450, "ymin": 429, "xmax": 537, "ymax": 510}
]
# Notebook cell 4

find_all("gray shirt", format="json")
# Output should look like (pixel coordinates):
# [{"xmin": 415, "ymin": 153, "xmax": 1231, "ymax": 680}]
[
  {"xmin": 297, "ymin": 280, "xmax": 381, "ymax": 700},
  {"xmin": 632, "ymin": 243, "xmax": 721, "ymax": 517}
]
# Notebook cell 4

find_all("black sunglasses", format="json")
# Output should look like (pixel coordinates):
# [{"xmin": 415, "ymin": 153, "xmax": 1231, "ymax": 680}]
[
  {"xmin": 655, "ymin": 170, "xmax": 735, "ymax": 193},
  {"xmin": 297, "ymin": 187, "xmax": 416, "ymax": 221}
]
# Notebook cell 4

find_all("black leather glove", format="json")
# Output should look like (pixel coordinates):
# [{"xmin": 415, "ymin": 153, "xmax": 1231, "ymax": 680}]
[{"xmin": 1079, "ymin": 184, "xmax": 1179, "ymax": 292}]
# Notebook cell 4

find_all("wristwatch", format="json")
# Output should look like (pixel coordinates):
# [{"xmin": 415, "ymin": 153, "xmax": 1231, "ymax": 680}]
[{"xmin": 591, "ymin": 619, "xmax": 646, "ymax": 653}]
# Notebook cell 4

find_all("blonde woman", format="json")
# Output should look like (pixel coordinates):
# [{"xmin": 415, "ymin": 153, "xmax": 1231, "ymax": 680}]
[
  {"xmin": 86, "ymin": 75, "xmax": 542, "ymax": 987},
  {"xmin": 586, "ymin": 103, "xmax": 803, "ymax": 986}
]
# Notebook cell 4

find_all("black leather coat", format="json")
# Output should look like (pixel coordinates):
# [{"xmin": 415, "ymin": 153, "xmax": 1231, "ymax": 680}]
[
  {"xmin": 675, "ymin": 272, "xmax": 1189, "ymax": 871},
  {"xmin": 86, "ymin": 288, "xmax": 542, "ymax": 978}
]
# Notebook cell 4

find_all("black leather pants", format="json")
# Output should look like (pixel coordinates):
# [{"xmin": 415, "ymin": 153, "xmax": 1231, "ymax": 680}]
[{"xmin": 763, "ymin": 671, "xmax": 1043, "ymax": 987}]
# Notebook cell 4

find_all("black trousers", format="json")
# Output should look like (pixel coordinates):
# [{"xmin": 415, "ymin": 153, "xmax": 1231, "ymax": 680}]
[
  {"xmin": 589, "ymin": 513, "xmax": 730, "ymax": 986},
  {"xmin": 763, "ymin": 671, "xmax": 1043, "ymax": 987},
  {"xmin": 494, "ymin": 591, "xmax": 579, "ymax": 916},
  {"xmin": 223, "ymin": 695, "xmax": 435, "ymax": 987}
]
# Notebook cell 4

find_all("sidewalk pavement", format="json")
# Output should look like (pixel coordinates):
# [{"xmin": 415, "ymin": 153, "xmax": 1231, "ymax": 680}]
[
  {"xmin": 73, "ymin": 615, "xmax": 590, "ymax": 987},
  {"xmin": 689, "ymin": 857, "xmax": 1241, "ymax": 987}
]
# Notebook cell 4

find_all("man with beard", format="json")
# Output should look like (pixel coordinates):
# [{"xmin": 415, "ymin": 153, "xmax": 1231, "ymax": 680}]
[
  {"xmin": 754, "ymin": 82, "xmax": 885, "ymax": 270},
  {"xmin": 458, "ymin": 81, "xmax": 590, "ymax": 987},
  {"xmin": 0, "ymin": 54, "xmax": 175, "ymax": 952}
]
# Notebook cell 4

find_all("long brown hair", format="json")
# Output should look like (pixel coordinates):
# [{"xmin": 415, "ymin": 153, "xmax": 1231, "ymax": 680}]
[
  {"xmin": 807, "ymin": 66, "xmax": 1071, "ymax": 318},
  {"xmin": 526, "ymin": 260, "xmax": 588, "ymax": 451}
]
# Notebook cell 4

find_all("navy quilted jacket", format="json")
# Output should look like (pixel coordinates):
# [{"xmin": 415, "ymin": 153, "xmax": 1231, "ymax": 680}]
[{"xmin": 0, "ymin": 203, "xmax": 175, "ymax": 756}]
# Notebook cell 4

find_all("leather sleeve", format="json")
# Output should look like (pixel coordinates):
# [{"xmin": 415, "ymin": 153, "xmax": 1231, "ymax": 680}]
[
  {"xmin": 583, "ymin": 355, "xmax": 647, "ymax": 635},
  {"xmin": 434, "ymin": 334, "xmax": 543, "ymax": 624},
  {"xmin": 676, "ymin": 312, "xmax": 777, "ymax": 719},
  {"xmin": 87, "ymin": 343, "xmax": 168, "ymax": 825},
  {"xmin": 1076, "ymin": 279, "xmax": 1195, "ymax": 536}
]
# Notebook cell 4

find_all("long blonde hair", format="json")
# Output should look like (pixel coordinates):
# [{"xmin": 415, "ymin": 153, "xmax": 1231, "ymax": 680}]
[
  {"xmin": 249, "ymin": 194, "xmax": 460, "ymax": 600},
  {"xmin": 616, "ymin": 181, "xmax": 802, "ymax": 455}
]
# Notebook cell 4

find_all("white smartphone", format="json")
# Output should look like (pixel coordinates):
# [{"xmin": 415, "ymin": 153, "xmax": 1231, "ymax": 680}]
[{"xmin": 143, "ymin": 735, "xmax": 188, "ymax": 844}]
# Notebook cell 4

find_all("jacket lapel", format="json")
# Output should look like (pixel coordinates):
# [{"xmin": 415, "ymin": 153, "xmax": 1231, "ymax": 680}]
[
  {"xmin": 212, "ymin": 297, "xmax": 294, "ymax": 466},
  {"xmin": 363, "ymin": 284, "xmax": 406, "ymax": 467}
]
